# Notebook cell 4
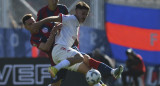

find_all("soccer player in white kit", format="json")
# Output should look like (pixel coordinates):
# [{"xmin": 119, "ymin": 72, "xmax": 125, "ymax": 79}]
[
  {"xmin": 47, "ymin": 1, "xmax": 90, "ymax": 75},
  {"xmin": 29, "ymin": 1, "xmax": 123, "ymax": 85},
  {"xmin": 45, "ymin": 1, "xmax": 108, "ymax": 86}
]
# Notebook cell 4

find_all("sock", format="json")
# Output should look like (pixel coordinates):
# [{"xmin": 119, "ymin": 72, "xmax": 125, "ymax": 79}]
[
  {"xmin": 89, "ymin": 58, "xmax": 101, "ymax": 69},
  {"xmin": 99, "ymin": 80, "xmax": 104, "ymax": 84},
  {"xmin": 54, "ymin": 59, "xmax": 70, "ymax": 71},
  {"xmin": 98, "ymin": 63, "xmax": 112, "ymax": 77},
  {"xmin": 89, "ymin": 58, "xmax": 113, "ymax": 77},
  {"xmin": 111, "ymin": 69, "xmax": 116, "ymax": 75},
  {"xmin": 93, "ymin": 83, "xmax": 101, "ymax": 86},
  {"xmin": 48, "ymin": 84, "xmax": 51, "ymax": 86}
]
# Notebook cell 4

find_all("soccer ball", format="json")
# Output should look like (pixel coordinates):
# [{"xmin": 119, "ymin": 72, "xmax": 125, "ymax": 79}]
[{"xmin": 86, "ymin": 69, "xmax": 101, "ymax": 85}]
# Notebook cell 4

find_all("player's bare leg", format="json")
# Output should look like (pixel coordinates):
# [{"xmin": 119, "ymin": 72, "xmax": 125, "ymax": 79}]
[
  {"xmin": 49, "ymin": 53, "xmax": 84, "ymax": 77},
  {"xmin": 77, "ymin": 62, "xmax": 90, "ymax": 74}
]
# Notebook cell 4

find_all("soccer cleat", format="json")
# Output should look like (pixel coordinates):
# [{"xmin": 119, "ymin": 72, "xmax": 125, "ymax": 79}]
[
  {"xmin": 113, "ymin": 65, "xmax": 123, "ymax": 79},
  {"xmin": 48, "ymin": 66, "xmax": 58, "ymax": 78},
  {"xmin": 101, "ymin": 84, "xmax": 107, "ymax": 86}
]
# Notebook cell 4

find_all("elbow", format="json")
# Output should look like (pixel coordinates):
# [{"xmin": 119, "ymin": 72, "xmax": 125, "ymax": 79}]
[
  {"xmin": 39, "ymin": 43, "xmax": 51, "ymax": 52},
  {"xmin": 43, "ymin": 48, "xmax": 50, "ymax": 52},
  {"xmin": 46, "ymin": 48, "xmax": 50, "ymax": 52}
]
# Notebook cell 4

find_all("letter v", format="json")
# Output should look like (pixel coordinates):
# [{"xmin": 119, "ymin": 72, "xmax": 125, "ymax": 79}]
[{"xmin": 0, "ymin": 65, "xmax": 12, "ymax": 85}]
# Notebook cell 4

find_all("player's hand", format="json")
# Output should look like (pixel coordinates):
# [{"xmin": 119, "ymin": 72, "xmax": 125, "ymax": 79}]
[{"xmin": 51, "ymin": 23, "xmax": 62, "ymax": 35}]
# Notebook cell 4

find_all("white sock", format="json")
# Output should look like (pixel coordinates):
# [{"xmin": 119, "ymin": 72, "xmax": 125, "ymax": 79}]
[
  {"xmin": 93, "ymin": 83, "xmax": 102, "ymax": 86},
  {"xmin": 54, "ymin": 59, "xmax": 70, "ymax": 71},
  {"xmin": 111, "ymin": 69, "xmax": 116, "ymax": 75},
  {"xmin": 48, "ymin": 84, "xmax": 51, "ymax": 86}
]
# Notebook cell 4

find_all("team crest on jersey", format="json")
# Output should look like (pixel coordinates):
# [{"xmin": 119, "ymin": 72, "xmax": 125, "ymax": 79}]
[{"xmin": 42, "ymin": 27, "xmax": 48, "ymax": 33}]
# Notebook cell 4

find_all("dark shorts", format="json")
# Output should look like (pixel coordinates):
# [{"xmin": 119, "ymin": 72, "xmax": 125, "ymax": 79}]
[{"xmin": 51, "ymin": 69, "xmax": 68, "ymax": 83}]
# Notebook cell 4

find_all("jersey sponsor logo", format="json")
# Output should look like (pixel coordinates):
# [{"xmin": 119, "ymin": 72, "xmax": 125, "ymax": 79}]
[{"xmin": 42, "ymin": 27, "xmax": 48, "ymax": 33}]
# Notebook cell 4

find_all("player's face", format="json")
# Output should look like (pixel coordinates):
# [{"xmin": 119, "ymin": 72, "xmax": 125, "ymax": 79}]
[
  {"xmin": 127, "ymin": 54, "xmax": 134, "ymax": 60},
  {"xmin": 24, "ymin": 17, "xmax": 38, "ymax": 33},
  {"xmin": 76, "ymin": 9, "xmax": 89, "ymax": 23}
]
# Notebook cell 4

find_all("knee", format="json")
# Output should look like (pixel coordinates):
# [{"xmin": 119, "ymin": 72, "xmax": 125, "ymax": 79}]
[
  {"xmin": 83, "ymin": 54, "xmax": 91, "ymax": 59},
  {"xmin": 83, "ymin": 54, "xmax": 91, "ymax": 65},
  {"xmin": 74, "ymin": 53, "xmax": 84, "ymax": 62}
]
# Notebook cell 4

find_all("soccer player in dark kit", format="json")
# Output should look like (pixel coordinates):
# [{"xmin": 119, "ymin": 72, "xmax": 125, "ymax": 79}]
[{"xmin": 36, "ymin": 0, "xmax": 69, "ymax": 85}]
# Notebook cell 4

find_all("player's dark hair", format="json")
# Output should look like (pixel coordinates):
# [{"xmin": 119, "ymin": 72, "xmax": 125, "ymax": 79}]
[
  {"xmin": 126, "ymin": 48, "xmax": 137, "ymax": 56},
  {"xmin": 76, "ymin": 1, "xmax": 90, "ymax": 11},
  {"xmin": 22, "ymin": 14, "xmax": 33, "ymax": 25},
  {"xmin": 126, "ymin": 48, "xmax": 133, "ymax": 55}
]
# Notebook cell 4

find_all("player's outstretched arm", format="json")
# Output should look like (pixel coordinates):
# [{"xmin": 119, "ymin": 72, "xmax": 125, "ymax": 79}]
[{"xmin": 31, "ymin": 16, "xmax": 62, "ymax": 31}]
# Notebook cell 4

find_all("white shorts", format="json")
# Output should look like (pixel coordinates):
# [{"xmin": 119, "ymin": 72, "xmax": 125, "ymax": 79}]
[{"xmin": 52, "ymin": 44, "xmax": 82, "ymax": 71}]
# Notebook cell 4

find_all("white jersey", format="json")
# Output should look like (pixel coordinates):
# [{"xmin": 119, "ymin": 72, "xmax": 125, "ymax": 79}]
[{"xmin": 55, "ymin": 14, "xmax": 80, "ymax": 47}]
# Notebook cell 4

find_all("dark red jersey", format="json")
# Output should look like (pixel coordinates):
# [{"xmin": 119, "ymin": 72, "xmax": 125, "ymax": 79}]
[
  {"xmin": 30, "ymin": 23, "xmax": 55, "ymax": 65},
  {"xmin": 37, "ymin": 4, "xmax": 68, "ymax": 21},
  {"xmin": 30, "ymin": 23, "xmax": 53, "ymax": 48},
  {"xmin": 33, "ymin": 4, "xmax": 68, "ymax": 66},
  {"xmin": 133, "ymin": 54, "xmax": 146, "ymax": 73}
]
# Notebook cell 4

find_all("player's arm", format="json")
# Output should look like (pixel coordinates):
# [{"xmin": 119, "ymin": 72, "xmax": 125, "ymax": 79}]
[
  {"xmin": 73, "ymin": 39, "xmax": 79, "ymax": 47},
  {"xmin": 38, "ymin": 24, "xmax": 62, "ymax": 52},
  {"xmin": 40, "ymin": 16, "xmax": 61, "ymax": 23},
  {"xmin": 31, "ymin": 16, "xmax": 62, "ymax": 30}
]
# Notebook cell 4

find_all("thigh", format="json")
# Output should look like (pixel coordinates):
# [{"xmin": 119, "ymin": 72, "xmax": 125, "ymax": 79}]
[
  {"xmin": 67, "ymin": 62, "xmax": 82, "ymax": 71},
  {"xmin": 52, "ymin": 45, "xmax": 80, "ymax": 64},
  {"xmin": 77, "ymin": 62, "xmax": 90, "ymax": 74}
]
